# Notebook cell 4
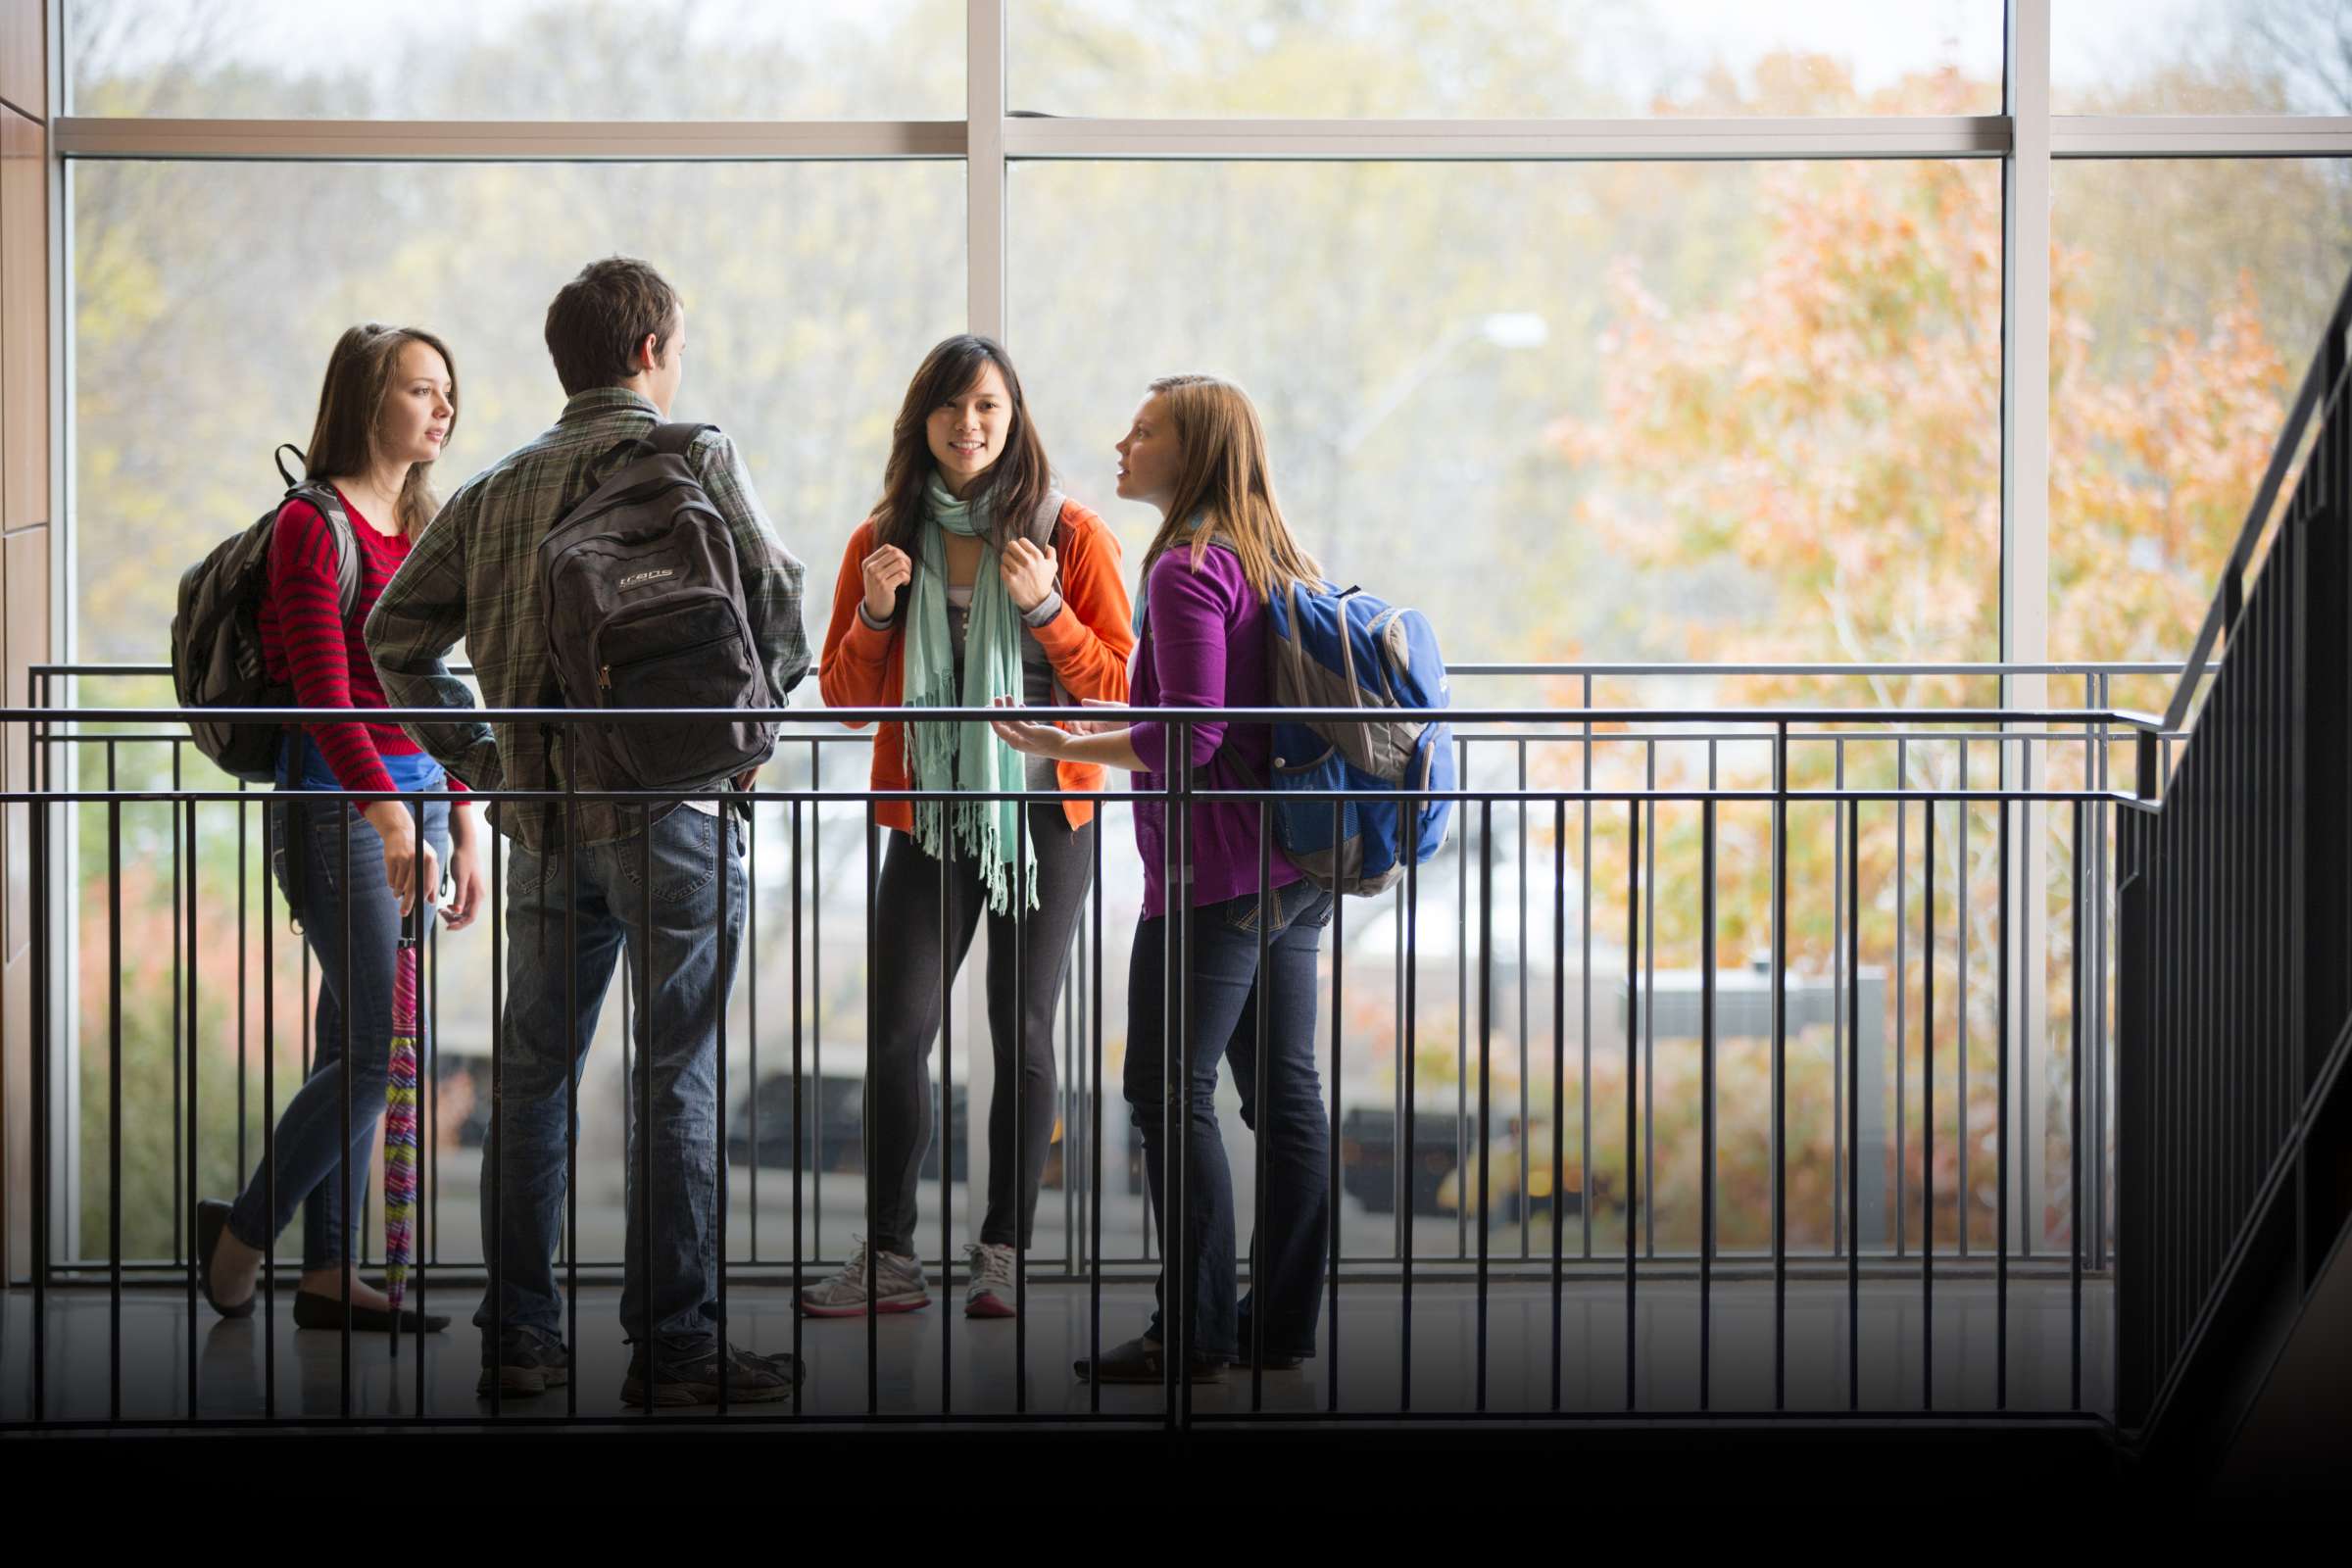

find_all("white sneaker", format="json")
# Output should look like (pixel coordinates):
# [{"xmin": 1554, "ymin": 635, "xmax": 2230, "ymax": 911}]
[
  {"xmin": 963, "ymin": 1242, "xmax": 1018, "ymax": 1319},
  {"xmin": 797, "ymin": 1236, "xmax": 930, "ymax": 1317}
]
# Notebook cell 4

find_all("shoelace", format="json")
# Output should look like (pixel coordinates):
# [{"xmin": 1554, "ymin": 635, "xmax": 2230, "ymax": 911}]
[{"xmin": 966, "ymin": 1243, "xmax": 1015, "ymax": 1292}]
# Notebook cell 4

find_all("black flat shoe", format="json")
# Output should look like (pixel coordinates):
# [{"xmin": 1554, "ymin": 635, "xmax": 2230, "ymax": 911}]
[
  {"xmin": 195, "ymin": 1200, "xmax": 256, "ymax": 1320},
  {"xmin": 1075, "ymin": 1336, "xmax": 1225, "ymax": 1385},
  {"xmin": 292, "ymin": 1291, "xmax": 451, "ymax": 1335}
]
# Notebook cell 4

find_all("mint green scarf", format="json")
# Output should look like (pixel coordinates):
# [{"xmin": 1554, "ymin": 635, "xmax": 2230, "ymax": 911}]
[{"xmin": 902, "ymin": 473, "xmax": 1039, "ymax": 913}]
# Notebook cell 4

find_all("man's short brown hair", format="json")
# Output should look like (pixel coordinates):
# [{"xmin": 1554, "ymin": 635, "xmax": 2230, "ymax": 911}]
[{"xmin": 544, "ymin": 256, "xmax": 681, "ymax": 397}]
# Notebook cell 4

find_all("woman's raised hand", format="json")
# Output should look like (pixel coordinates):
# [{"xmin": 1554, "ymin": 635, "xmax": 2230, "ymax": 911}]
[
  {"xmin": 1067, "ymin": 696, "xmax": 1127, "ymax": 735},
  {"xmin": 998, "ymin": 536, "xmax": 1058, "ymax": 614},
  {"xmin": 860, "ymin": 543, "xmax": 912, "ymax": 620}
]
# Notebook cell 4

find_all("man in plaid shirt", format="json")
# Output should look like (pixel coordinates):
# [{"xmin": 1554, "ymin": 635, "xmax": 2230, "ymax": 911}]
[{"xmin": 368, "ymin": 257, "xmax": 810, "ymax": 1407}]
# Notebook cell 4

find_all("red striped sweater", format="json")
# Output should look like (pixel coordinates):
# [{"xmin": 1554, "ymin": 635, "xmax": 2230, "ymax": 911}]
[{"xmin": 257, "ymin": 491, "xmax": 465, "ymax": 803}]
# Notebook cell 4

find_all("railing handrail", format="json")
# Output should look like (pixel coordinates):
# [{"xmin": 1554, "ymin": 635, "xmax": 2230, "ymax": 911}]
[
  {"xmin": 34, "ymin": 659, "xmax": 2190, "ymax": 680},
  {"xmin": 2160, "ymin": 260, "xmax": 2352, "ymax": 736},
  {"xmin": 0, "ymin": 702, "xmax": 2165, "ymax": 728}
]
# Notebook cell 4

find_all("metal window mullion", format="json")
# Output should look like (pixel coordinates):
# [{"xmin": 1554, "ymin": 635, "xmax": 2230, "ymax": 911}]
[
  {"xmin": 53, "ymin": 117, "xmax": 966, "ymax": 161},
  {"xmin": 1001, "ymin": 115, "xmax": 2011, "ymax": 161},
  {"xmin": 2003, "ymin": 0, "xmax": 2057, "ymax": 1259},
  {"xmin": 966, "ymin": 0, "xmax": 1005, "ymax": 340}
]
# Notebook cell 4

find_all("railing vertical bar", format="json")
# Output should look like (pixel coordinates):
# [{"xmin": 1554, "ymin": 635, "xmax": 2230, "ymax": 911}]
[
  {"xmin": 1625, "ymin": 798, "xmax": 1641, "ymax": 1413},
  {"xmin": 1997, "ymin": 796, "xmax": 2010, "ymax": 1411},
  {"xmin": 1014, "ymin": 797, "xmax": 1030, "ymax": 1413},
  {"xmin": 716, "ymin": 805, "xmax": 730, "ymax": 1416},
  {"xmin": 863, "ymin": 804, "xmax": 879, "ymax": 1415},
  {"xmin": 1401, "ymin": 764, "xmax": 1419, "ymax": 1414},
  {"xmin": 1896, "ymin": 740, "xmax": 1909, "ymax": 1262},
  {"xmin": 1846, "ymin": 796, "xmax": 1862, "ymax": 1411},
  {"xmin": 1923, "ymin": 794, "xmax": 1936, "ymax": 1411},
  {"xmin": 750, "ymin": 795, "xmax": 760, "ymax": 1267},
  {"xmin": 1551, "ymin": 796, "xmax": 1566, "ymax": 1414},
  {"xmin": 562, "ymin": 782, "xmax": 579, "ymax": 1417},
  {"xmin": 1583, "ymin": 673, "xmax": 1594, "ymax": 1264},
  {"xmin": 1092, "ymin": 808, "xmax": 1105, "ymax": 1417},
  {"xmin": 1456, "ymin": 736, "xmax": 1469, "ymax": 1264},
  {"xmin": 810, "ymin": 741, "xmax": 824, "ymax": 1261},
  {"xmin": 1772, "ymin": 723, "xmax": 1788, "ymax": 1410},
  {"xmin": 1517, "ymin": 743, "xmax": 1531, "ymax": 1263},
  {"xmin": 791, "ymin": 795, "xmax": 805, "ymax": 1409},
  {"xmin": 1475, "ymin": 797, "xmax": 1492, "ymax": 1412},
  {"xmin": 1834, "ymin": 741, "xmax": 1846, "ymax": 1256},
  {"xmin": 186, "ymin": 795, "xmax": 203, "ymax": 1415},
  {"xmin": 238, "ymin": 786, "xmax": 250, "ymax": 1189},
  {"xmin": 1700, "ymin": 797, "xmax": 1716, "ymax": 1413},
  {"xmin": 484, "ymin": 808, "xmax": 504, "ymax": 1418},
  {"xmin": 1253, "ymin": 800, "xmax": 1272, "ymax": 1413},
  {"xmin": 1958, "ymin": 738, "xmax": 1971, "ymax": 1261},
  {"xmin": 640, "ymin": 811, "xmax": 656, "ymax": 1417},
  {"xmin": 339, "ymin": 798, "xmax": 354, "ymax": 1415},
  {"xmin": 28, "ymin": 675, "xmax": 47, "ymax": 1422},
  {"xmin": 1328, "ymin": 796, "xmax": 1345, "ymax": 1415},
  {"xmin": 1176, "ymin": 718, "xmax": 1196, "ymax": 1428},
  {"xmin": 939, "ymin": 800, "xmax": 955, "ymax": 1415},
  {"xmin": 1643, "ymin": 747, "xmax": 1657, "ymax": 1262},
  {"xmin": 172, "ymin": 756, "xmax": 183, "ymax": 1284},
  {"xmin": 2072, "ymin": 796, "xmax": 2085, "ymax": 1412},
  {"xmin": 108, "ymin": 753, "xmax": 122, "ymax": 1421}
]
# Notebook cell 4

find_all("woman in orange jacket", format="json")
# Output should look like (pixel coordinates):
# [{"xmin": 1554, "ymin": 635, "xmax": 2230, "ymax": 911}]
[{"xmin": 808, "ymin": 334, "xmax": 1134, "ymax": 1320}]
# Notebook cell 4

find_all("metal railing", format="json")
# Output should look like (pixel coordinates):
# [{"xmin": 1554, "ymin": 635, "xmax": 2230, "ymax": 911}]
[
  {"xmin": 2117, "ymin": 265, "xmax": 2352, "ymax": 1456},
  {"xmin": 0, "ymin": 667, "xmax": 2168, "ymax": 1428}
]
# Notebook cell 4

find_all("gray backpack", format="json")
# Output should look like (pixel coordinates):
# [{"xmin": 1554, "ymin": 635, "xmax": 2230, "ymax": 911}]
[{"xmin": 538, "ymin": 421, "xmax": 774, "ymax": 798}]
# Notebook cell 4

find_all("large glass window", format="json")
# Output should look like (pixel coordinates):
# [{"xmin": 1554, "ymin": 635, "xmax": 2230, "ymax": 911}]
[
  {"xmin": 66, "ymin": 0, "xmax": 965, "ymax": 120},
  {"xmin": 1011, "ymin": 0, "xmax": 2001, "ymax": 118},
  {"xmin": 2054, "ymin": 0, "xmax": 2352, "ymax": 116},
  {"xmin": 2049, "ymin": 156, "xmax": 2352, "ymax": 662},
  {"xmin": 1011, "ymin": 157, "xmax": 2004, "ymax": 665},
  {"xmin": 72, "ymin": 159, "xmax": 965, "ymax": 666}
]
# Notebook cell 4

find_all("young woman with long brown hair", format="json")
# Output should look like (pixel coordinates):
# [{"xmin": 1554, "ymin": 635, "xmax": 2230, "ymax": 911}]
[
  {"xmin": 196, "ymin": 323, "xmax": 486, "ymax": 1333},
  {"xmin": 994, "ymin": 373, "xmax": 1334, "ymax": 1382},
  {"xmin": 810, "ymin": 334, "xmax": 1135, "ymax": 1319}
]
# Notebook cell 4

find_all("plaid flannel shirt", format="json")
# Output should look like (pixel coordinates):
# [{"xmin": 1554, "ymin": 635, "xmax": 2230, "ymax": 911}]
[{"xmin": 366, "ymin": 387, "xmax": 811, "ymax": 851}]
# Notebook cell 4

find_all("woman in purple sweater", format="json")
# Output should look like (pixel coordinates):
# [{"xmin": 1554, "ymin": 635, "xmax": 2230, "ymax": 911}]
[{"xmin": 994, "ymin": 373, "xmax": 1332, "ymax": 1382}]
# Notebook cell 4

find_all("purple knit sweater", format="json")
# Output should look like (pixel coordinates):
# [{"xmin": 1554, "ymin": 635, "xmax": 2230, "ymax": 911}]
[{"xmin": 1127, "ymin": 545, "xmax": 1304, "ymax": 918}]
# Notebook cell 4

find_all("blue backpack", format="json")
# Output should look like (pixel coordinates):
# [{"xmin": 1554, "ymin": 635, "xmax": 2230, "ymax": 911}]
[{"xmin": 1260, "ymin": 578, "xmax": 1455, "ymax": 897}]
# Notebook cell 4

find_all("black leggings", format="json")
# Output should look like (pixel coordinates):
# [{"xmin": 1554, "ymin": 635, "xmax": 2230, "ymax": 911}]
[{"xmin": 867, "ymin": 805, "xmax": 1096, "ymax": 1255}]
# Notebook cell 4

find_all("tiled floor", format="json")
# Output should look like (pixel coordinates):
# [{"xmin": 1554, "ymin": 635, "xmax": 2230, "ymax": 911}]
[{"xmin": 1, "ymin": 1269, "xmax": 2110, "ymax": 1424}]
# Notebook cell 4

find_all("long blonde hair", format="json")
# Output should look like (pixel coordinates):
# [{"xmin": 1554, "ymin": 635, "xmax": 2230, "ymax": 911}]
[{"xmin": 1137, "ymin": 374, "xmax": 1317, "ymax": 599}]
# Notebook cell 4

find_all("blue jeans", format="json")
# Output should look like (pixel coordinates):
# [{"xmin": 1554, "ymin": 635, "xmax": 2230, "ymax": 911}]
[
  {"xmin": 473, "ymin": 807, "xmax": 747, "ymax": 1348},
  {"xmin": 228, "ymin": 792, "xmax": 450, "ymax": 1268},
  {"xmin": 1125, "ymin": 882, "xmax": 1335, "ymax": 1360}
]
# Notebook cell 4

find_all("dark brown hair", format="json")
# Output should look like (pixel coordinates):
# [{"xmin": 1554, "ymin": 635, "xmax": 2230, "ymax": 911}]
[
  {"xmin": 543, "ymin": 256, "xmax": 680, "ymax": 397},
  {"xmin": 1136, "ymin": 373, "xmax": 1316, "ymax": 599},
  {"xmin": 871, "ymin": 335, "xmax": 1054, "ymax": 560},
  {"xmin": 303, "ymin": 322, "xmax": 458, "ymax": 538}
]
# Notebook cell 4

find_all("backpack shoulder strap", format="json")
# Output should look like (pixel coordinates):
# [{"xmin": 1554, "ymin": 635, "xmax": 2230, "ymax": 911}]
[
  {"xmin": 281, "ymin": 479, "xmax": 361, "ymax": 623},
  {"xmin": 649, "ymin": 420, "xmax": 716, "ymax": 460},
  {"xmin": 1025, "ymin": 489, "xmax": 1066, "ymax": 550}
]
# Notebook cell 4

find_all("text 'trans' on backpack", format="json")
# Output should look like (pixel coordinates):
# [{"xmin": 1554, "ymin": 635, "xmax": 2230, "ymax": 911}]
[
  {"xmin": 538, "ymin": 420, "xmax": 775, "ymax": 798},
  {"xmin": 1262, "ymin": 578, "xmax": 1455, "ymax": 897},
  {"xmin": 171, "ymin": 444, "xmax": 360, "ymax": 784}
]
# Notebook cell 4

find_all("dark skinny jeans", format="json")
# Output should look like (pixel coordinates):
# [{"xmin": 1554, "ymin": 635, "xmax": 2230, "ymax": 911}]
[
  {"xmin": 867, "ymin": 805, "xmax": 1096, "ymax": 1257},
  {"xmin": 1125, "ymin": 881, "xmax": 1335, "ymax": 1361}
]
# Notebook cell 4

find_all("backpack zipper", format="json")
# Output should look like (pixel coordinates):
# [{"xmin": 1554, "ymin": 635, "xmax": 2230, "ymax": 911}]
[{"xmin": 597, "ymin": 630, "xmax": 744, "ymax": 691}]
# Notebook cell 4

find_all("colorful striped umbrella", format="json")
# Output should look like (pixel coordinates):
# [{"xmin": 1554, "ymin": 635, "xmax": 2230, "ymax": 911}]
[{"xmin": 385, "ymin": 937, "xmax": 420, "ymax": 1352}]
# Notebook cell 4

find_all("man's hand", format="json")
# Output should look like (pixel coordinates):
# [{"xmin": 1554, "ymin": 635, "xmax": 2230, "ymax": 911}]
[
  {"xmin": 860, "ymin": 544, "xmax": 911, "ymax": 620},
  {"xmin": 999, "ymin": 537, "xmax": 1058, "ymax": 614},
  {"xmin": 362, "ymin": 801, "xmax": 441, "ymax": 921}
]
